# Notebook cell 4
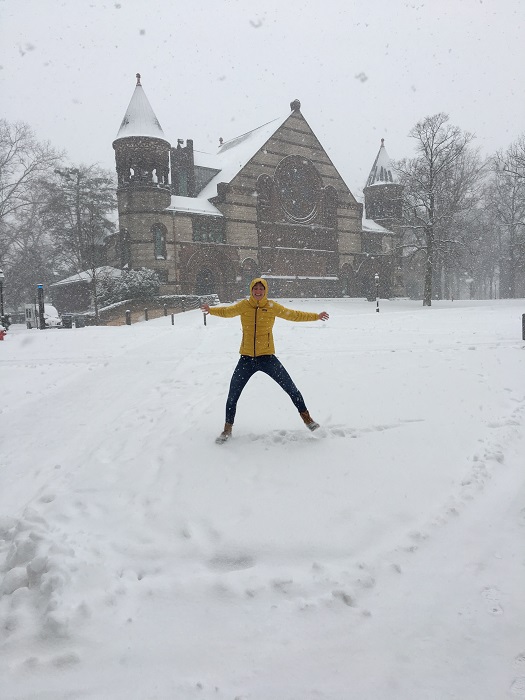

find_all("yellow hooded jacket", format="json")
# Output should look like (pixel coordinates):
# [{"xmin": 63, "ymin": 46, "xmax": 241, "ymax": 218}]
[{"xmin": 207, "ymin": 278, "xmax": 320, "ymax": 357}]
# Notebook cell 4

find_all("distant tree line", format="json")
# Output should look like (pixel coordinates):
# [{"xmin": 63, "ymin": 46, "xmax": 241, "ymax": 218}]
[{"xmin": 0, "ymin": 116, "xmax": 523, "ymax": 311}]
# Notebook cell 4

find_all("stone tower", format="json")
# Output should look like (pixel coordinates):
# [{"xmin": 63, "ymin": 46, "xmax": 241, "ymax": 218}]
[
  {"xmin": 112, "ymin": 74, "xmax": 171, "ymax": 268},
  {"xmin": 363, "ymin": 138, "xmax": 403, "ymax": 228},
  {"xmin": 363, "ymin": 139, "xmax": 405, "ymax": 295}
]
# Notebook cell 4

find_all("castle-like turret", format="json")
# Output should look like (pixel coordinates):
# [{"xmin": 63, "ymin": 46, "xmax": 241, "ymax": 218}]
[
  {"xmin": 363, "ymin": 138, "xmax": 403, "ymax": 229},
  {"xmin": 363, "ymin": 139, "xmax": 405, "ymax": 296},
  {"xmin": 111, "ymin": 74, "xmax": 172, "ymax": 270},
  {"xmin": 113, "ymin": 73, "xmax": 171, "ymax": 190}
]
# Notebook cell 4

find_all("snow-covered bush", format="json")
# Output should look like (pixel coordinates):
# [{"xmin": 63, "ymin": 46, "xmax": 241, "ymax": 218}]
[{"xmin": 97, "ymin": 268, "xmax": 160, "ymax": 307}]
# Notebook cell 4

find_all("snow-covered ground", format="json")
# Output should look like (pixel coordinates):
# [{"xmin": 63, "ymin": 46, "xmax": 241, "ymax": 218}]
[{"xmin": 1, "ymin": 298, "xmax": 524, "ymax": 700}]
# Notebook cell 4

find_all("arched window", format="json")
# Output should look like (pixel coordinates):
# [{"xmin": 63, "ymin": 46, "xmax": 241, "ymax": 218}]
[
  {"xmin": 118, "ymin": 228, "xmax": 131, "ymax": 269},
  {"xmin": 152, "ymin": 224, "xmax": 167, "ymax": 259},
  {"xmin": 274, "ymin": 155, "xmax": 322, "ymax": 224}
]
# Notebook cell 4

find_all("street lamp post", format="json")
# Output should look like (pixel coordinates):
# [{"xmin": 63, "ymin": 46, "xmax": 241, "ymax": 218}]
[
  {"xmin": 0, "ymin": 269, "xmax": 5, "ymax": 324},
  {"xmin": 375, "ymin": 272, "xmax": 380, "ymax": 313},
  {"xmin": 37, "ymin": 284, "xmax": 46, "ymax": 330}
]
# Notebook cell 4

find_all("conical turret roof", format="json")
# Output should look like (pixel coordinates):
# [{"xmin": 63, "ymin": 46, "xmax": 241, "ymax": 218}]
[
  {"xmin": 114, "ymin": 74, "xmax": 166, "ymax": 141},
  {"xmin": 365, "ymin": 139, "xmax": 398, "ymax": 187}
]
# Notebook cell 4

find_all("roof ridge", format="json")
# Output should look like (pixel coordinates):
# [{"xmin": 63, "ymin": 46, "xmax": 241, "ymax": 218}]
[{"xmin": 218, "ymin": 116, "xmax": 283, "ymax": 153}]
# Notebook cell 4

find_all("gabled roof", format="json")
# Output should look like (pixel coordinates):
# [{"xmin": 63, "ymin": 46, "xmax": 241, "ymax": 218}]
[
  {"xmin": 114, "ymin": 74, "xmax": 167, "ymax": 142},
  {"xmin": 51, "ymin": 266, "xmax": 123, "ymax": 287},
  {"xmin": 196, "ymin": 112, "xmax": 291, "ymax": 199},
  {"xmin": 365, "ymin": 139, "xmax": 398, "ymax": 187}
]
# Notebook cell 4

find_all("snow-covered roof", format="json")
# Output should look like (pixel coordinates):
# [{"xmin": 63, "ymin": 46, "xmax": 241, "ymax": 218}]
[
  {"xmin": 167, "ymin": 196, "xmax": 224, "ymax": 217},
  {"xmin": 365, "ymin": 139, "xmax": 398, "ymax": 187},
  {"xmin": 197, "ymin": 112, "xmax": 291, "ymax": 200},
  {"xmin": 193, "ymin": 150, "xmax": 221, "ymax": 170},
  {"xmin": 114, "ymin": 74, "xmax": 167, "ymax": 142},
  {"xmin": 51, "ymin": 266, "xmax": 123, "ymax": 287},
  {"xmin": 362, "ymin": 217, "xmax": 391, "ymax": 234}
]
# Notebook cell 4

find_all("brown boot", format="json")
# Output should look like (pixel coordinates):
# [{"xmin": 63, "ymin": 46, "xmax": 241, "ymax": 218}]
[
  {"xmin": 300, "ymin": 410, "xmax": 320, "ymax": 432},
  {"xmin": 216, "ymin": 422, "xmax": 233, "ymax": 444}
]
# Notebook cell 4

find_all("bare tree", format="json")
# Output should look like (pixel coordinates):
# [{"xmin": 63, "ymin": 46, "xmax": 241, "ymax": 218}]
[
  {"xmin": 4, "ymin": 176, "xmax": 70, "ymax": 308},
  {"xmin": 0, "ymin": 120, "xmax": 63, "ymax": 262},
  {"xmin": 502, "ymin": 134, "xmax": 525, "ymax": 181},
  {"xmin": 395, "ymin": 113, "xmax": 480, "ymax": 305},
  {"xmin": 452, "ymin": 201, "xmax": 498, "ymax": 299},
  {"xmin": 487, "ymin": 136, "xmax": 525, "ymax": 297}
]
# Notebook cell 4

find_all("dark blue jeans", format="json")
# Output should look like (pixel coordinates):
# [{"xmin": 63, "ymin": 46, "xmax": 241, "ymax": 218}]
[{"xmin": 225, "ymin": 355, "xmax": 307, "ymax": 424}]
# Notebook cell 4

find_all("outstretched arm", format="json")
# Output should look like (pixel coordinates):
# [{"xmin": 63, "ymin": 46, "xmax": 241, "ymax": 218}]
[
  {"xmin": 200, "ymin": 301, "xmax": 244, "ymax": 318},
  {"xmin": 273, "ymin": 302, "xmax": 329, "ymax": 322}
]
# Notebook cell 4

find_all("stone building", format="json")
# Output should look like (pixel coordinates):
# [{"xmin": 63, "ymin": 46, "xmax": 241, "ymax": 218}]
[{"xmin": 105, "ymin": 74, "xmax": 402, "ymax": 301}]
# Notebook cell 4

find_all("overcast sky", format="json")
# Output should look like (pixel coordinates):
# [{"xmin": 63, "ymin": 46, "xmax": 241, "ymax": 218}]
[{"xmin": 1, "ymin": 0, "xmax": 523, "ymax": 196}]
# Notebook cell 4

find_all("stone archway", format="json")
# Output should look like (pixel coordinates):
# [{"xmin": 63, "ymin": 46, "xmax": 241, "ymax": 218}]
[
  {"xmin": 184, "ymin": 248, "xmax": 238, "ymax": 301},
  {"xmin": 194, "ymin": 267, "xmax": 216, "ymax": 296}
]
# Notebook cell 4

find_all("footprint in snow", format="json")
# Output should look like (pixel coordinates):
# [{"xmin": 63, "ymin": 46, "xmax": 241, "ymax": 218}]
[
  {"xmin": 332, "ymin": 589, "xmax": 356, "ymax": 607},
  {"xmin": 208, "ymin": 553, "xmax": 255, "ymax": 572},
  {"xmin": 481, "ymin": 586, "xmax": 504, "ymax": 615},
  {"xmin": 510, "ymin": 677, "xmax": 525, "ymax": 697},
  {"xmin": 514, "ymin": 653, "xmax": 525, "ymax": 671}
]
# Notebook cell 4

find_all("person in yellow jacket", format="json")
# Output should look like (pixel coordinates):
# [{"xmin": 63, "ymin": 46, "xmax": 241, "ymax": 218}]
[{"xmin": 201, "ymin": 278, "xmax": 329, "ymax": 443}]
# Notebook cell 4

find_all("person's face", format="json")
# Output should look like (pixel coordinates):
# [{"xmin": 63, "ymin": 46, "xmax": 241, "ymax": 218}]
[{"xmin": 252, "ymin": 282, "xmax": 265, "ymax": 301}]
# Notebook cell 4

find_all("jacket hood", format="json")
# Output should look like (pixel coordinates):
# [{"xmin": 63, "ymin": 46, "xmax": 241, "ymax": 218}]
[{"xmin": 249, "ymin": 277, "xmax": 269, "ymax": 306}]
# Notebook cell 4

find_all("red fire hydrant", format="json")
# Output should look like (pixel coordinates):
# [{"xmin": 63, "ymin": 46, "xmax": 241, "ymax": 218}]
[{"xmin": 0, "ymin": 329, "xmax": 6, "ymax": 341}]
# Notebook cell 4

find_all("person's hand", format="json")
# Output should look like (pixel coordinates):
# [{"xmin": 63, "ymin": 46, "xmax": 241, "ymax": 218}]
[
  {"xmin": 318, "ymin": 311, "xmax": 329, "ymax": 321},
  {"xmin": 201, "ymin": 303, "xmax": 210, "ymax": 313}
]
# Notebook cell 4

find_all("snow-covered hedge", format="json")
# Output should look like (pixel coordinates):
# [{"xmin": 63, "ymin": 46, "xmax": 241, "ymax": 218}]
[{"xmin": 96, "ymin": 268, "xmax": 160, "ymax": 306}]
